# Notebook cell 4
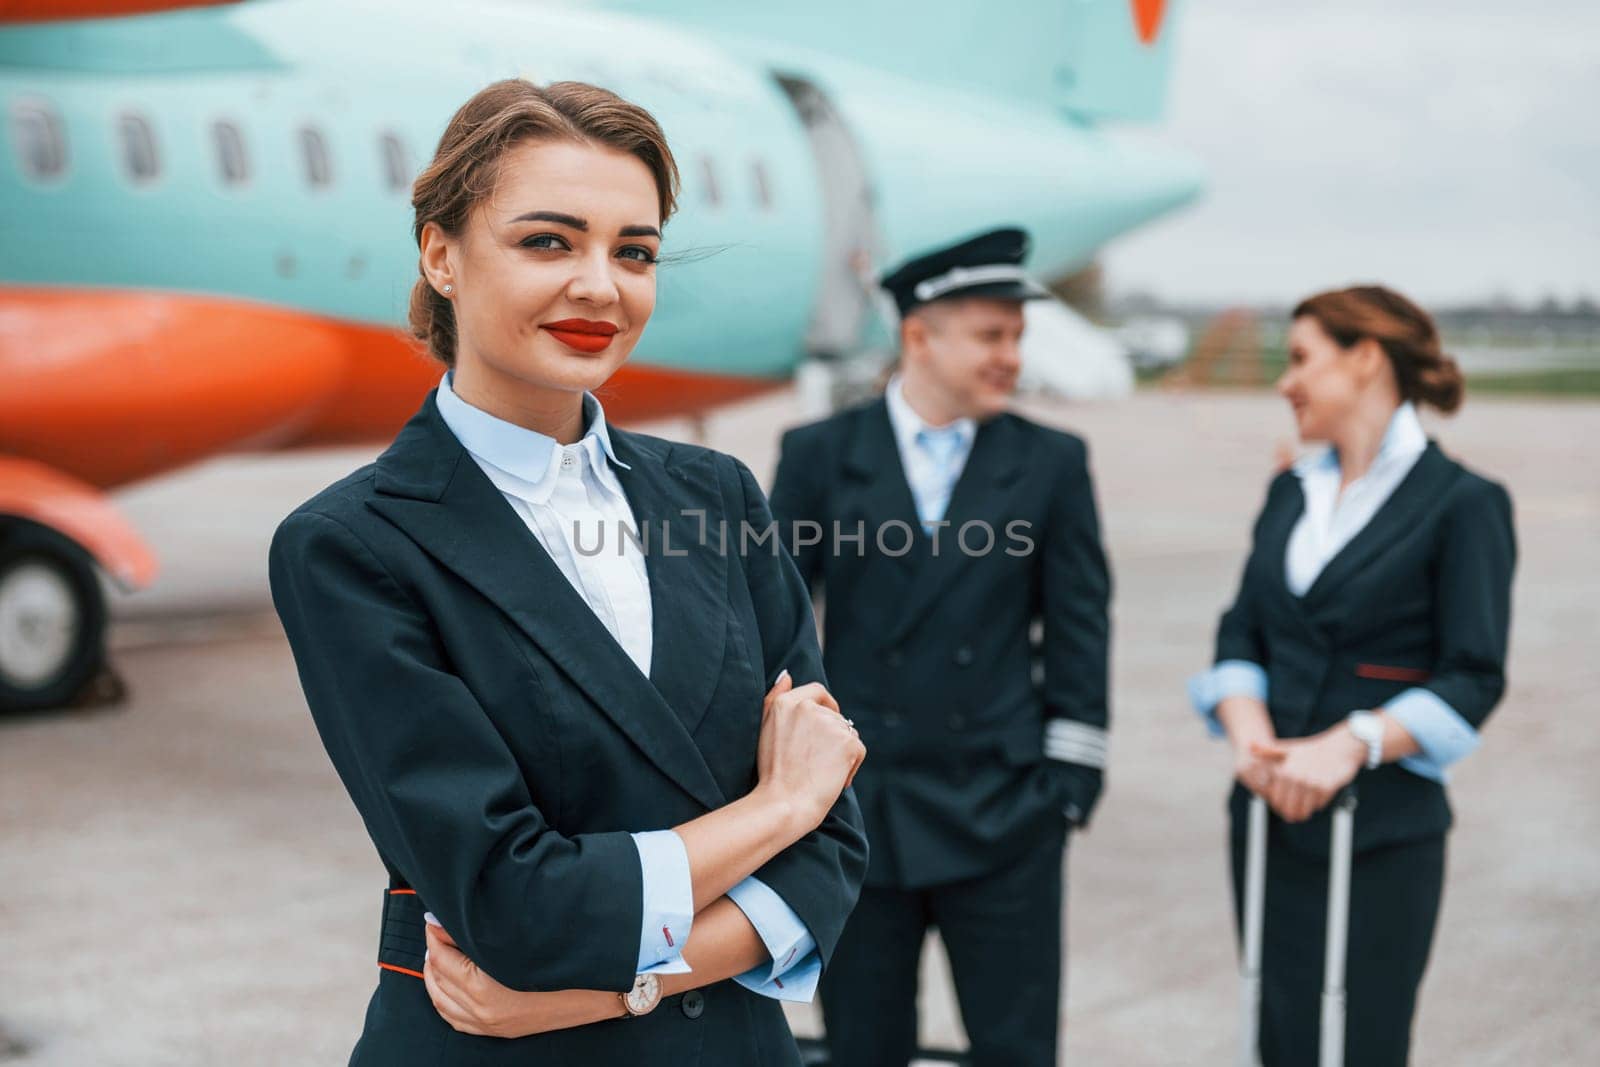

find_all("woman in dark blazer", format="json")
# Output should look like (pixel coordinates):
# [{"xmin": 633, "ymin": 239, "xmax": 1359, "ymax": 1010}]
[
  {"xmin": 1189, "ymin": 285, "xmax": 1515, "ymax": 1065},
  {"xmin": 268, "ymin": 80, "xmax": 867, "ymax": 1065}
]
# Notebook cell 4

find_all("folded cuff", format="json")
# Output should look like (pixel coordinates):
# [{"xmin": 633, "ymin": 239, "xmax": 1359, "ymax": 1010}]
[
  {"xmin": 1387, "ymin": 687, "xmax": 1479, "ymax": 783},
  {"xmin": 631, "ymin": 830, "xmax": 694, "ymax": 975},
  {"xmin": 733, "ymin": 946, "xmax": 821, "ymax": 1003},
  {"xmin": 727, "ymin": 876, "xmax": 817, "ymax": 991},
  {"xmin": 1187, "ymin": 659, "xmax": 1268, "ymax": 739}
]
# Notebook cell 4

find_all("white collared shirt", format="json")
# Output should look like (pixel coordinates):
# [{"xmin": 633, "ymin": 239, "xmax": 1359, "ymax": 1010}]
[
  {"xmin": 435, "ymin": 372, "xmax": 653, "ymax": 676},
  {"xmin": 1285, "ymin": 403, "xmax": 1429, "ymax": 597},
  {"xmin": 884, "ymin": 375, "xmax": 977, "ymax": 529}
]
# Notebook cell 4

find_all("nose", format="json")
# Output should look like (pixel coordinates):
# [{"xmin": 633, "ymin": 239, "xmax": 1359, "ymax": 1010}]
[
  {"xmin": 1275, "ymin": 370, "xmax": 1293, "ymax": 397},
  {"xmin": 566, "ymin": 248, "xmax": 620, "ymax": 307},
  {"xmin": 997, "ymin": 338, "xmax": 1023, "ymax": 371}
]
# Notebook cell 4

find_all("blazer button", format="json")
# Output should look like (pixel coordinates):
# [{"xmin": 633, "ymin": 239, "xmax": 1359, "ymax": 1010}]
[
  {"xmin": 885, "ymin": 648, "xmax": 906, "ymax": 669},
  {"xmin": 953, "ymin": 646, "xmax": 975, "ymax": 667},
  {"xmin": 681, "ymin": 990, "xmax": 705, "ymax": 1020},
  {"xmin": 884, "ymin": 711, "xmax": 903, "ymax": 728},
  {"xmin": 946, "ymin": 712, "xmax": 966, "ymax": 731}
]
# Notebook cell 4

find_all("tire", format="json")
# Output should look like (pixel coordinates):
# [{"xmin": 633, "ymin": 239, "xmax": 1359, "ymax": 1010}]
[{"xmin": 0, "ymin": 523, "xmax": 107, "ymax": 712}]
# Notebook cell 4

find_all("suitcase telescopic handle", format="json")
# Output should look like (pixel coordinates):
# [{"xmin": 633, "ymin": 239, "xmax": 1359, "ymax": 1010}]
[{"xmin": 1237, "ymin": 787, "xmax": 1359, "ymax": 1067}]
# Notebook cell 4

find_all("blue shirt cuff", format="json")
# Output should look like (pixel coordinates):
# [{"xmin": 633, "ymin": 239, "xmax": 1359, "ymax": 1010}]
[
  {"xmin": 1386, "ymin": 687, "xmax": 1479, "ymax": 784},
  {"xmin": 727, "ymin": 876, "xmax": 819, "ymax": 1002},
  {"xmin": 1187, "ymin": 660, "xmax": 1268, "ymax": 738},
  {"xmin": 630, "ymin": 830, "xmax": 694, "ymax": 975}
]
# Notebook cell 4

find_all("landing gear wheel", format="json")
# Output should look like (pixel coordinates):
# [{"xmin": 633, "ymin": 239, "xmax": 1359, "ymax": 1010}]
[{"xmin": 0, "ymin": 526, "xmax": 106, "ymax": 712}]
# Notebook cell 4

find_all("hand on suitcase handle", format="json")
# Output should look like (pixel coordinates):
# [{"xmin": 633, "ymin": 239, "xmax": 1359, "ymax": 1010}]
[{"xmin": 1248, "ymin": 729, "xmax": 1365, "ymax": 823}]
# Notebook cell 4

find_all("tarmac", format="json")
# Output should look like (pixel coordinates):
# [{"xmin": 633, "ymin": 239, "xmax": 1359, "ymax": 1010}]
[{"xmin": 1, "ymin": 387, "xmax": 1595, "ymax": 1065}]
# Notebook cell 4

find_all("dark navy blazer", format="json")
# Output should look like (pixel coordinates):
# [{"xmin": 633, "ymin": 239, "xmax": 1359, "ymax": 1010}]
[
  {"xmin": 771, "ymin": 398, "xmax": 1110, "ymax": 889},
  {"xmin": 269, "ymin": 393, "xmax": 867, "ymax": 1066},
  {"xmin": 1213, "ymin": 441, "xmax": 1516, "ymax": 856}
]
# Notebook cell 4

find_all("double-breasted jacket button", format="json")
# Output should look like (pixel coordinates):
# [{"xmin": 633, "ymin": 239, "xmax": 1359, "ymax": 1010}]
[
  {"xmin": 885, "ymin": 648, "xmax": 906, "ymax": 670},
  {"xmin": 953, "ymin": 645, "xmax": 975, "ymax": 667},
  {"xmin": 681, "ymin": 989, "xmax": 705, "ymax": 1019},
  {"xmin": 946, "ymin": 712, "xmax": 966, "ymax": 731}
]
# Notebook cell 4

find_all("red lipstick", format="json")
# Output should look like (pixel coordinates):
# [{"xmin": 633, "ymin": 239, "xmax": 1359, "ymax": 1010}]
[{"xmin": 542, "ymin": 318, "xmax": 620, "ymax": 354}]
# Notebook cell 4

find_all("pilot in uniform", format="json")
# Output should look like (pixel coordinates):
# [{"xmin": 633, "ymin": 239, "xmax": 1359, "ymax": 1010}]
[{"xmin": 770, "ymin": 228, "xmax": 1111, "ymax": 1067}]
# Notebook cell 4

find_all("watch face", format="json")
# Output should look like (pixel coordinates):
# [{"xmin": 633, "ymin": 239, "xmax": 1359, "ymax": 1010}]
[{"xmin": 625, "ymin": 973, "xmax": 661, "ymax": 1015}]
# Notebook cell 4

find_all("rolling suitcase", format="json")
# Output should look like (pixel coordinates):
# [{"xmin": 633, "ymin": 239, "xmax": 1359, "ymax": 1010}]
[{"xmin": 1237, "ymin": 787, "xmax": 1358, "ymax": 1067}]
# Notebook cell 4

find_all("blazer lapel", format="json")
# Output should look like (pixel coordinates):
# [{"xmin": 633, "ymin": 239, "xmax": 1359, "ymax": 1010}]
[
  {"xmin": 365, "ymin": 394, "xmax": 726, "ymax": 812},
  {"xmin": 1254, "ymin": 474, "xmax": 1329, "ymax": 640},
  {"xmin": 883, "ymin": 415, "xmax": 1024, "ymax": 647},
  {"xmin": 839, "ymin": 400, "xmax": 929, "ymax": 575},
  {"xmin": 1301, "ymin": 443, "xmax": 1458, "ymax": 608},
  {"xmin": 607, "ymin": 430, "xmax": 730, "ymax": 739}
]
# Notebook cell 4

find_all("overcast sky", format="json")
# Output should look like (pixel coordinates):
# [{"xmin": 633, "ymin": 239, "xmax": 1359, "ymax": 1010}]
[{"xmin": 1101, "ymin": 0, "xmax": 1600, "ymax": 306}]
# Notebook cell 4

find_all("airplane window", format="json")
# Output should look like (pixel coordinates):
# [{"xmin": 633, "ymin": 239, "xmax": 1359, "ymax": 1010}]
[
  {"xmin": 212, "ymin": 120, "xmax": 249, "ymax": 185},
  {"xmin": 11, "ymin": 101, "xmax": 67, "ymax": 180},
  {"xmin": 379, "ymin": 131, "xmax": 411, "ymax": 192},
  {"xmin": 752, "ymin": 159, "xmax": 773, "ymax": 210},
  {"xmin": 299, "ymin": 125, "xmax": 332, "ymax": 187},
  {"xmin": 118, "ymin": 112, "xmax": 159, "ymax": 183},
  {"xmin": 700, "ymin": 155, "xmax": 721, "ymax": 207}
]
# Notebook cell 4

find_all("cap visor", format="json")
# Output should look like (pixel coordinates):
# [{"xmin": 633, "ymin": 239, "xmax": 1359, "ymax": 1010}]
[{"xmin": 926, "ymin": 279, "xmax": 1052, "ymax": 305}]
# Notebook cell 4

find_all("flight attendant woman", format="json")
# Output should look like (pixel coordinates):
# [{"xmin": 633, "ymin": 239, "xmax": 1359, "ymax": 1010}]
[
  {"xmin": 268, "ymin": 80, "xmax": 867, "ymax": 1065},
  {"xmin": 1189, "ymin": 285, "xmax": 1515, "ymax": 1065}
]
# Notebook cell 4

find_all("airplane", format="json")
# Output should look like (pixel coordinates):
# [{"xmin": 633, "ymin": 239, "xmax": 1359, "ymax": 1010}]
[{"xmin": 0, "ymin": 0, "xmax": 1202, "ymax": 711}]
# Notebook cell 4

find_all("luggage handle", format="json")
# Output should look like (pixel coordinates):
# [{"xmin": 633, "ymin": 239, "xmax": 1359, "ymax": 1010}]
[{"xmin": 1238, "ymin": 787, "xmax": 1358, "ymax": 1067}]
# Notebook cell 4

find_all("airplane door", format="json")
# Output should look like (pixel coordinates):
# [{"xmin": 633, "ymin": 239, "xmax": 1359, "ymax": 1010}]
[{"xmin": 773, "ymin": 74, "xmax": 882, "ymax": 359}]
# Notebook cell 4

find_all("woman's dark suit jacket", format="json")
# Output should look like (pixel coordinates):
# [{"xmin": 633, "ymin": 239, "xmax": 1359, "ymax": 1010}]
[
  {"xmin": 1213, "ymin": 441, "xmax": 1515, "ymax": 857},
  {"xmin": 268, "ymin": 393, "xmax": 868, "ymax": 1065}
]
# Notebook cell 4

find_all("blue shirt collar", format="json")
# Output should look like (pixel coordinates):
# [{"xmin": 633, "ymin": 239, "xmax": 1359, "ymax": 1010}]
[
  {"xmin": 434, "ymin": 371, "xmax": 628, "ymax": 486},
  {"xmin": 885, "ymin": 375, "xmax": 977, "ymax": 455}
]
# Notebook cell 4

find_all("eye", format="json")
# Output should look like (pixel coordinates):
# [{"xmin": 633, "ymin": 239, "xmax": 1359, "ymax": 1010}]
[
  {"xmin": 617, "ymin": 245, "xmax": 657, "ymax": 264},
  {"xmin": 520, "ymin": 233, "xmax": 569, "ymax": 251}
]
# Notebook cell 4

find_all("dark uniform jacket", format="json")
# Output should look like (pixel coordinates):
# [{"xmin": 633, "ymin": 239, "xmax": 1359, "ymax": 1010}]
[
  {"xmin": 770, "ymin": 398, "xmax": 1110, "ymax": 889},
  {"xmin": 1214, "ymin": 441, "xmax": 1516, "ymax": 857},
  {"xmin": 268, "ymin": 394, "xmax": 867, "ymax": 1066}
]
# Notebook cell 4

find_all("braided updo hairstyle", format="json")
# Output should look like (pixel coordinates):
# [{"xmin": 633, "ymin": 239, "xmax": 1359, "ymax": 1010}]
[
  {"xmin": 407, "ymin": 79, "xmax": 680, "ymax": 367},
  {"xmin": 1292, "ymin": 285, "xmax": 1465, "ymax": 413}
]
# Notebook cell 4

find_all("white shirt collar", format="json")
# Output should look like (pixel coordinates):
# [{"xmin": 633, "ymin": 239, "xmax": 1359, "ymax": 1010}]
[
  {"xmin": 434, "ymin": 371, "xmax": 628, "ymax": 502},
  {"xmin": 1292, "ymin": 402, "xmax": 1427, "ymax": 481},
  {"xmin": 884, "ymin": 375, "xmax": 977, "ymax": 456}
]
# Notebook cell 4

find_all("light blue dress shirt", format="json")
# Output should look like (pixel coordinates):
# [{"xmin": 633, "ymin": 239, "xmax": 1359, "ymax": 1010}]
[
  {"xmin": 436, "ymin": 373, "xmax": 819, "ymax": 999},
  {"xmin": 1188, "ymin": 403, "xmax": 1480, "ymax": 782},
  {"xmin": 885, "ymin": 375, "xmax": 976, "ymax": 531}
]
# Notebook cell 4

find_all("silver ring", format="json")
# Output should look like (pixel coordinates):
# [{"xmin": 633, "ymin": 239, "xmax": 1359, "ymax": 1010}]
[{"xmin": 843, "ymin": 718, "xmax": 855, "ymax": 728}]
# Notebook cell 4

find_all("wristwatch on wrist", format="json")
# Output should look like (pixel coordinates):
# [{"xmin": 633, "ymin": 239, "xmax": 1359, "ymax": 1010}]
[
  {"xmin": 1346, "ymin": 710, "xmax": 1384, "ymax": 770},
  {"xmin": 620, "ymin": 972, "xmax": 662, "ymax": 1018}
]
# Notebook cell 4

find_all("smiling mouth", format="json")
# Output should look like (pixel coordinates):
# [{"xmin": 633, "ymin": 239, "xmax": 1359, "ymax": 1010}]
[{"xmin": 541, "ymin": 319, "xmax": 620, "ymax": 354}]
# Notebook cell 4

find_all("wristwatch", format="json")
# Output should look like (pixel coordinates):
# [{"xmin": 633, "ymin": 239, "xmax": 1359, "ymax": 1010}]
[
  {"xmin": 619, "ymin": 973, "xmax": 662, "ymax": 1018},
  {"xmin": 1346, "ymin": 710, "xmax": 1384, "ymax": 770}
]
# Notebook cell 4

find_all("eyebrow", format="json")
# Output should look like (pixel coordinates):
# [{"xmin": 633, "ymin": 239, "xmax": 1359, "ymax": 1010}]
[{"xmin": 510, "ymin": 210, "xmax": 660, "ymax": 239}]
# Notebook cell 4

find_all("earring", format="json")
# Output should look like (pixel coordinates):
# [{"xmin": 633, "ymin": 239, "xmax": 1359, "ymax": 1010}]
[{"xmin": 441, "ymin": 283, "xmax": 454, "ymax": 295}]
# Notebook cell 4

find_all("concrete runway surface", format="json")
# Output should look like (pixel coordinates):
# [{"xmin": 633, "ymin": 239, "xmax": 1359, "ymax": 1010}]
[{"xmin": 1, "ymin": 388, "xmax": 1595, "ymax": 1065}]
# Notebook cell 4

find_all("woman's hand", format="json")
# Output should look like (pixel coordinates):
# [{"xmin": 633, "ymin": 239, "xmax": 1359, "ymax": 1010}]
[
  {"xmin": 756, "ymin": 670, "xmax": 866, "ymax": 833},
  {"xmin": 422, "ymin": 921, "xmax": 619, "ymax": 1038},
  {"xmin": 1249, "ymin": 728, "xmax": 1365, "ymax": 823},
  {"xmin": 1232, "ymin": 738, "xmax": 1280, "ymax": 798},
  {"xmin": 1216, "ymin": 695, "xmax": 1278, "ymax": 797}
]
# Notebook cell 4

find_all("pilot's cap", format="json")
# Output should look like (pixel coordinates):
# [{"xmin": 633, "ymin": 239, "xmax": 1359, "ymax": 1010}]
[{"xmin": 879, "ymin": 226, "xmax": 1051, "ymax": 318}]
